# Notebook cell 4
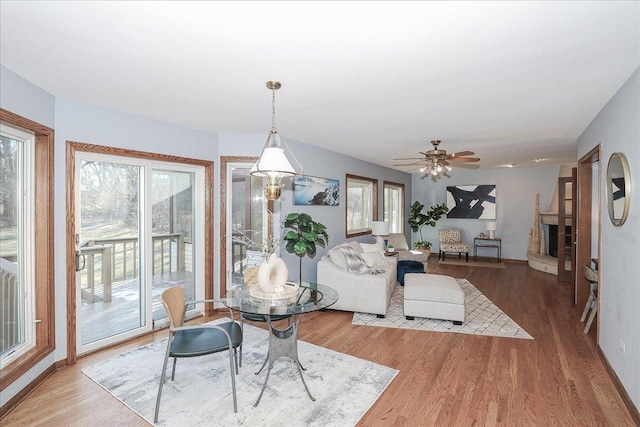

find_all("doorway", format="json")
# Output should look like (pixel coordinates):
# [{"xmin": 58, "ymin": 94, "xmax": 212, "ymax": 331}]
[
  {"xmin": 576, "ymin": 145, "xmax": 601, "ymax": 342},
  {"xmin": 219, "ymin": 156, "xmax": 271, "ymax": 297}
]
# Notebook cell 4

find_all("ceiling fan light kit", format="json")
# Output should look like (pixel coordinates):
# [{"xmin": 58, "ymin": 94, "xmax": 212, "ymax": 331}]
[{"xmin": 394, "ymin": 139, "xmax": 480, "ymax": 177}]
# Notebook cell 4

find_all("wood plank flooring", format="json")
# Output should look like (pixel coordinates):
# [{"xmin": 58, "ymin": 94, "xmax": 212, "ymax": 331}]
[{"xmin": 2, "ymin": 260, "xmax": 637, "ymax": 426}]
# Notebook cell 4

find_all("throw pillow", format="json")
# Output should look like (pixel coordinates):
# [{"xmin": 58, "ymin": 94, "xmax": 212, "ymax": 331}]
[
  {"xmin": 360, "ymin": 242, "xmax": 381, "ymax": 253},
  {"xmin": 349, "ymin": 241, "xmax": 363, "ymax": 253},
  {"xmin": 361, "ymin": 250, "xmax": 386, "ymax": 267}
]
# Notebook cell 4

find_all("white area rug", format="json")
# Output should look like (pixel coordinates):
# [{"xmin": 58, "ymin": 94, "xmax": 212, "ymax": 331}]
[
  {"xmin": 353, "ymin": 279, "xmax": 533, "ymax": 339},
  {"xmin": 83, "ymin": 319, "xmax": 398, "ymax": 426}
]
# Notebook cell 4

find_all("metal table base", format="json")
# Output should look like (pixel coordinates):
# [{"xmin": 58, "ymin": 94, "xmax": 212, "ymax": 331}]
[{"xmin": 253, "ymin": 314, "xmax": 315, "ymax": 407}]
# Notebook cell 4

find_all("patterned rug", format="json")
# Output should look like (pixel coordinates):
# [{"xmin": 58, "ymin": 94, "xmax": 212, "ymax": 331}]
[
  {"xmin": 83, "ymin": 319, "xmax": 398, "ymax": 426},
  {"xmin": 353, "ymin": 279, "xmax": 533, "ymax": 339}
]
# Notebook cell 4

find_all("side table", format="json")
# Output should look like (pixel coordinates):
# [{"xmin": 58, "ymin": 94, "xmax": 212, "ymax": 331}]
[{"xmin": 473, "ymin": 237, "xmax": 502, "ymax": 262}]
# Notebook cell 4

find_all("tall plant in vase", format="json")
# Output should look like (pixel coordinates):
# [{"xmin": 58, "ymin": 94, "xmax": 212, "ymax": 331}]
[
  {"xmin": 283, "ymin": 212, "xmax": 329, "ymax": 285},
  {"xmin": 408, "ymin": 201, "xmax": 449, "ymax": 253}
]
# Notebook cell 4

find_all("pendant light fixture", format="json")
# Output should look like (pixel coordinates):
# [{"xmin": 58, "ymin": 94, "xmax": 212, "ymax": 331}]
[{"xmin": 250, "ymin": 81, "xmax": 303, "ymax": 200}]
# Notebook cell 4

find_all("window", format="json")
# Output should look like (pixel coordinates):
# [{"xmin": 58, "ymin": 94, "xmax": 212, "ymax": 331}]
[
  {"xmin": 0, "ymin": 109, "xmax": 55, "ymax": 390},
  {"xmin": 346, "ymin": 174, "xmax": 378, "ymax": 237},
  {"xmin": 383, "ymin": 181, "xmax": 405, "ymax": 233},
  {"xmin": 0, "ymin": 125, "xmax": 35, "ymax": 364}
]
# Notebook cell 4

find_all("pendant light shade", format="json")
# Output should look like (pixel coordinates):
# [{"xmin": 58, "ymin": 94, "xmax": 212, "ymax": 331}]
[{"xmin": 250, "ymin": 81, "xmax": 302, "ymax": 200}]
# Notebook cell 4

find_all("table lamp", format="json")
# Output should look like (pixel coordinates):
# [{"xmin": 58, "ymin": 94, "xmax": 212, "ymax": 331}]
[
  {"xmin": 371, "ymin": 221, "xmax": 390, "ymax": 249},
  {"xmin": 486, "ymin": 221, "xmax": 498, "ymax": 239}
]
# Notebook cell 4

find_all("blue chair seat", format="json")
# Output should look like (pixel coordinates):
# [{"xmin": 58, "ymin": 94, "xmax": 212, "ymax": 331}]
[{"xmin": 397, "ymin": 260, "xmax": 425, "ymax": 285}]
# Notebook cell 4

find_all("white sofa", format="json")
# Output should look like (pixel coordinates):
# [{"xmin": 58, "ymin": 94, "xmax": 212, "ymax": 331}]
[{"xmin": 317, "ymin": 241, "xmax": 397, "ymax": 317}]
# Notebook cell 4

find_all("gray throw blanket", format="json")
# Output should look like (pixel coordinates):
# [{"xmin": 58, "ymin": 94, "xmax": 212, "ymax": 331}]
[{"xmin": 323, "ymin": 243, "xmax": 384, "ymax": 275}]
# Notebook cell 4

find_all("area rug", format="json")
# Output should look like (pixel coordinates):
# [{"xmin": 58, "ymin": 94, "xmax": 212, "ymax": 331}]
[
  {"xmin": 83, "ymin": 319, "xmax": 398, "ymax": 426},
  {"xmin": 438, "ymin": 258, "xmax": 507, "ymax": 268},
  {"xmin": 353, "ymin": 279, "xmax": 533, "ymax": 339}
]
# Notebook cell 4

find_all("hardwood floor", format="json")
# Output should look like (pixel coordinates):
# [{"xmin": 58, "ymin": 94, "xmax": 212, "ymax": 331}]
[{"xmin": 2, "ymin": 261, "xmax": 637, "ymax": 426}]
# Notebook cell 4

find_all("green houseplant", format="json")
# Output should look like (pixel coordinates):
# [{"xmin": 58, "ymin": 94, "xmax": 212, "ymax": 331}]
[
  {"xmin": 408, "ymin": 201, "xmax": 449, "ymax": 250},
  {"xmin": 283, "ymin": 212, "xmax": 329, "ymax": 285}
]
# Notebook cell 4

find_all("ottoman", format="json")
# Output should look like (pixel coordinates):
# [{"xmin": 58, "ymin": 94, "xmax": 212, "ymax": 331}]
[
  {"xmin": 397, "ymin": 260, "xmax": 425, "ymax": 285},
  {"xmin": 404, "ymin": 273, "xmax": 465, "ymax": 325}
]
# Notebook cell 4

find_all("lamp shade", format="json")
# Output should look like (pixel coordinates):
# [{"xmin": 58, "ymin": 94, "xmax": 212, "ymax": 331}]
[
  {"xmin": 486, "ymin": 221, "xmax": 497, "ymax": 239},
  {"xmin": 251, "ymin": 147, "xmax": 296, "ymax": 178},
  {"xmin": 371, "ymin": 221, "xmax": 390, "ymax": 236}
]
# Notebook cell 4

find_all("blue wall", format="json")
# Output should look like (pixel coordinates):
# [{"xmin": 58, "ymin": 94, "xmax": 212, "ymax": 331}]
[
  {"xmin": 577, "ymin": 66, "xmax": 640, "ymax": 410},
  {"xmin": 412, "ymin": 165, "xmax": 561, "ymax": 260}
]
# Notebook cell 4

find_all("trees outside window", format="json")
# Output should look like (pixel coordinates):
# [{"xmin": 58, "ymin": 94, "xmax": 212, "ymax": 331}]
[{"xmin": 346, "ymin": 174, "xmax": 378, "ymax": 237}]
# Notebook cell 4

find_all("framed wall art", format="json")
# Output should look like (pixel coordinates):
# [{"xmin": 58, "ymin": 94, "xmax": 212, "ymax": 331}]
[
  {"xmin": 446, "ymin": 185, "xmax": 496, "ymax": 219},
  {"xmin": 294, "ymin": 175, "xmax": 339, "ymax": 206}
]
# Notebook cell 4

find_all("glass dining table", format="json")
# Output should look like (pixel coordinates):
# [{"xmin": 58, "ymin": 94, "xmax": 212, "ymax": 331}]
[{"xmin": 221, "ymin": 282, "xmax": 339, "ymax": 406}]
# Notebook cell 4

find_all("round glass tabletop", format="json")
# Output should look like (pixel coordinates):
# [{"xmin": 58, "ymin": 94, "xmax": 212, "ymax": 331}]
[{"xmin": 221, "ymin": 282, "xmax": 339, "ymax": 317}]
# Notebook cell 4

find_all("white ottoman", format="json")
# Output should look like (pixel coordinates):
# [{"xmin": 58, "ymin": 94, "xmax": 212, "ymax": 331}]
[{"xmin": 404, "ymin": 273, "xmax": 465, "ymax": 325}]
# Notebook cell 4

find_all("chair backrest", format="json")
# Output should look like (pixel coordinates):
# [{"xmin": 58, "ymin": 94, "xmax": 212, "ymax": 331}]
[
  {"xmin": 387, "ymin": 233, "xmax": 409, "ymax": 251},
  {"xmin": 439, "ymin": 229, "xmax": 462, "ymax": 244},
  {"xmin": 583, "ymin": 265, "xmax": 598, "ymax": 283},
  {"xmin": 161, "ymin": 286, "xmax": 185, "ymax": 328}
]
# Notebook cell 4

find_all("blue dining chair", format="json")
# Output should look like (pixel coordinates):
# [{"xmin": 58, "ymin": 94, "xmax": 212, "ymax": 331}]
[{"xmin": 154, "ymin": 286, "xmax": 243, "ymax": 423}]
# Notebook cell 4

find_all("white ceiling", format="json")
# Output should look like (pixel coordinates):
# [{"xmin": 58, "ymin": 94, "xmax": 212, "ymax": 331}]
[{"xmin": 1, "ymin": 1, "xmax": 638, "ymax": 172}]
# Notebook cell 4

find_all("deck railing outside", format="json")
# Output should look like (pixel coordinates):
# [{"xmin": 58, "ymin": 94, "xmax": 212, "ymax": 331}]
[
  {"xmin": 1, "ymin": 257, "xmax": 19, "ymax": 354},
  {"xmin": 80, "ymin": 233, "xmax": 187, "ymax": 303}
]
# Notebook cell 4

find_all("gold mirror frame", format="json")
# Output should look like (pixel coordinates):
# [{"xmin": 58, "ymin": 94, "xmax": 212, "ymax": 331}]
[{"xmin": 606, "ymin": 152, "xmax": 631, "ymax": 226}]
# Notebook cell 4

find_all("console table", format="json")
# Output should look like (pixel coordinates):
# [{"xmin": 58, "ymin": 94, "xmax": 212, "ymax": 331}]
[{"xmin": 474, "ymin": 237, "xmax": 502, "ymax": 262}]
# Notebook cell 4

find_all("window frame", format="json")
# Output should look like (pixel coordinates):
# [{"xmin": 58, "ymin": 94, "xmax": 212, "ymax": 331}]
[
  {"xmin": 345, "ymin": 174, "xmax": 378, "ymax": 238},
  {"xmin": 0, "ymin": 124, "xmax": 36, "ymax": 365},
  {"xmin": 383, "ymin": 181, "xmax": 405, "ymax": 234},
  {"xmin": 0, "ymin": 109, "xmax": 55, "ymax": 391}
]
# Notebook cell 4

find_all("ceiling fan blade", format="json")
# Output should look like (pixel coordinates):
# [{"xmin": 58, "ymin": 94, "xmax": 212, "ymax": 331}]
[
  {"xmin": 393, "ymin": 157, "xmax": 426, "ymax": 160},
  {"xmin": 440, "ymin": 159, "xmax": 450, "ymax": 166},
  {"xmin": 449, "ymin": 151, "xmax": 475, "ymax": 157},
  {"xmin": 448, "ymin": 157, "xmax": 480, "ymax": 162}
]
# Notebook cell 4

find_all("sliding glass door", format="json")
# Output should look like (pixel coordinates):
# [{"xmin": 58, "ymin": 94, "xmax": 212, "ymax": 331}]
[{"xmin": 75, "ymin": 152, "xmax": 204, "ymax": 354}]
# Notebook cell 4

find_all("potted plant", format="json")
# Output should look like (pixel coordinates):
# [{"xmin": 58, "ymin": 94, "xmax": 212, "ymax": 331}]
[
  {"xmin": 283, "ymin": 212, "xmax": 329, "ymax": 285},
  {"xmin": 408, "ymin": 201, "xmax": 449, "ymax": 255},
  {"xmin": 387, "ymin": 244, "xmax": 395, "ymax": 252}
]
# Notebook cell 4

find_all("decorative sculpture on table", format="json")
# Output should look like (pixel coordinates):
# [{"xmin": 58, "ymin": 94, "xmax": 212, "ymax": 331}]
[
  {"xmin": 257, "ymin": 252, "xmax": 289, "ymax": 293},
  {"xmin": 232, "ymin": 229, "xmax": 298, "ymax": 300}
]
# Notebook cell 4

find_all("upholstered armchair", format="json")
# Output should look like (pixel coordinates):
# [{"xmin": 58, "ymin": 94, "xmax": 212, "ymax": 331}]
[
  {"xmin": 386, "ymin": 233, "xmax": 429, "ymax": 271},
  {"xmin": 438, "ymin": 229, "xmax": 469, "ymax": 262}
]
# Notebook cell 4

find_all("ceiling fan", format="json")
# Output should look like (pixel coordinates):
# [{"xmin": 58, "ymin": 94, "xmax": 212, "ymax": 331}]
[{"xmin": 393, "ymin": 139, "xmax": 480, "ymax": 176}]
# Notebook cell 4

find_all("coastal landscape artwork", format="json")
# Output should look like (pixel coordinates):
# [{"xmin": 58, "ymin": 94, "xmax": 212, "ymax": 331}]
[
  {"xmin": 294, "ymin": 176, "xmax": 339, "ymax": 205},
  {"xmin": 446, "ymin": 185, "xmax": 496, "ymax": 219}
]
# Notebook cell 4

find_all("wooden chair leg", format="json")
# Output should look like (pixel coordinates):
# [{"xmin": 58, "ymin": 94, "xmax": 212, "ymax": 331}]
[
  {"xmin": 584, "ymin": 303, "xmax": 597, "ymax": 334},
  {"xmin": 580, "ymin": 292, "xmax": 594, "ymax": 322}
]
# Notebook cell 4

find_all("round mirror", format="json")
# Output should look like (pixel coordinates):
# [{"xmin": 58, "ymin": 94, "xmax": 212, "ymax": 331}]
[{"xmin": 606, "ymin": 152, "xmax": 631, "ymax": 226}]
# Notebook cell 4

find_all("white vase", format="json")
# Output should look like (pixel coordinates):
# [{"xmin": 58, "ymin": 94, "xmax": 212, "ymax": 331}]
[{"xmin": 257, "ymin": 253, "xmax": 289, "ymax": 293}]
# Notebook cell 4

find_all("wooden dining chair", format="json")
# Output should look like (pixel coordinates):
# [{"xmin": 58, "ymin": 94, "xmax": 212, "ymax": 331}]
[
  {"xmin": 580, "ymin": 265, "xmax": 598, "ymax": 334},
  {"xmin": 154, "ymin": 286, "xmax": 243, "ymax": 422}
]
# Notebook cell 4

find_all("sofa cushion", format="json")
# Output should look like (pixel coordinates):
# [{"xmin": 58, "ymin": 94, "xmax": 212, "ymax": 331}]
[{"xmin": 361, "ymin": 250, "xmax": 386, "ymax": 267}]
